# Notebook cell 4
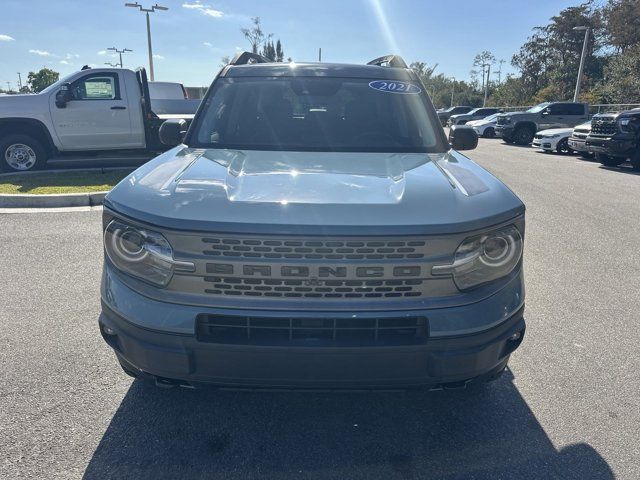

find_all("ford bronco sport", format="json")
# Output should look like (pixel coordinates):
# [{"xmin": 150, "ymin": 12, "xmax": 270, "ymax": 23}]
[{"xmin": 99, "ymin": 53, "xmax": 526, "ymax": 390}]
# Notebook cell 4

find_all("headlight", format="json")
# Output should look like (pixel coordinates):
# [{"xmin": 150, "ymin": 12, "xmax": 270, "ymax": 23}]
[
  {"xmin": 619, "ymin": 118, "xmax": 633, "ymax": 132},
  {"xmin": 432, "ymin": 225, "xmax": 523, "ymax": 290},
  {"xmin": 104, "ymin": 219, "xmax": 191, "ymax": 287}
]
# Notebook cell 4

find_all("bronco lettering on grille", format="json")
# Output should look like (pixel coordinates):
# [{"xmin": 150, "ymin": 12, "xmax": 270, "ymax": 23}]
[{"xmin": 205, "ymin": 263, "xmax": 422, "ymax": 278}]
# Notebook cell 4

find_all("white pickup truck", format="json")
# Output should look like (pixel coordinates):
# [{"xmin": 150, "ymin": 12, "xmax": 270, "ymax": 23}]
[{"xmin": 0, "ymin": 67, "xmax": 198, "ymax": 171}]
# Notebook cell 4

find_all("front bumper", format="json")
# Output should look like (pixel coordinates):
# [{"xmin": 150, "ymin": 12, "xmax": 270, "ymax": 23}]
[
  {"xmin": 495, "ymin": 125, "xmax": 513, "ymax": 139},
  {"xmin": 585, "ymin": 135, "xmax": 635, "ymax": 158},
  {"xmin": 568, "ymin": 136, "xmax": 589, "ymax": 153},
  {"xmin": 99, "ymin": 266, "xmax": 526, "ymax": 389}
]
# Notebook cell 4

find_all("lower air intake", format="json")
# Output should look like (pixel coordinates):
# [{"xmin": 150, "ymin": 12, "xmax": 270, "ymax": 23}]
[{"xmin": 196, "ymin": 314, "xmax": 428, "ymax": 347}]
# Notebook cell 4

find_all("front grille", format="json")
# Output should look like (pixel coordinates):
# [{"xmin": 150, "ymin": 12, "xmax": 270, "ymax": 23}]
[
  {"xmin": 572, "ymin": 130, "xmax": 589, "ymax": 139},
  {"xmin": 196, "ymin": 314, "xmax": 428, "ymax": 346},
  {"xmin": 203, "ymin": 276, "xmax": 423, "ymax": 299},
  {"xmin": 201, "ymin": 237, "xmax": 426, "ymax": 260},
  {"xmin": 591, "ymin": 118, "xmax": 617, "ymax": 136},
  {"xmin": 167, "ymin": 233, "xmax": 454, "ymax": 303}
]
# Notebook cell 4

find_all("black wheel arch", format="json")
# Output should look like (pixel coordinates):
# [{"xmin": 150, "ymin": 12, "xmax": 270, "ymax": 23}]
[{"xmin": 0, "ymin": 118, "xmax": 57, "ymax": 156}]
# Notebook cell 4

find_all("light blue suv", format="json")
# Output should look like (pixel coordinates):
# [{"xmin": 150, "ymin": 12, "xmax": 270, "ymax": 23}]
[{"xmin": 99, "ymin": 53, "xmax": 526, "ymax": 390}]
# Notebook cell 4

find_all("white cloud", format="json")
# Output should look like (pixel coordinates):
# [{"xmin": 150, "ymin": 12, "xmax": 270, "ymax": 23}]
[
  {"xmin": 182, "ymin": 1, "xmax": 223, "ymax": 18},
  {"xmin": 97, "ymin": 50, "xmax": 107, "ymax": 55},
  {"xmin": 59, "ymin": 60, "xmax": 71, "ymax": 65},
  {"xmin": 203, "ymin": 42, "xmax": 212, "ymax": 47},
  {"xmin": 65, "ymin": 53, "xmax": 79, "ymax": 59},
  {"xmin": 153, "ymin": 54, "xmax": 164, "ymax": 60},
  {"xmin": 0, "ymin": 34, "xmax": 15, "ymax": 42},
  {"xmin": 29, "ymin": 49, "xmax": 51, "ymax": 56}
]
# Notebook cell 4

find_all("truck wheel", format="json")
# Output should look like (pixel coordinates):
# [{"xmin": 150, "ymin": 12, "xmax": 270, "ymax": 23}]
[
  {"xmin": 483, "ymin": 127, "xmax": 495, "ymax": 138},
  {"xmin": 596, "ymin": 153, "xmax": 624, "ymax": 167},
  {"xmin": 0, "ymin": 134, "xmax": 48, "ymax": 172},
  {"xmin": 513, "ymin": 126, "xmax": 535, "ymax": 146}
]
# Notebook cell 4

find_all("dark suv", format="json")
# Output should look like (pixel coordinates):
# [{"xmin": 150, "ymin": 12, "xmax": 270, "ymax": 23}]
[{"xmin": 585, "ymin": 109, "xmax": 640, "ymax": 169}]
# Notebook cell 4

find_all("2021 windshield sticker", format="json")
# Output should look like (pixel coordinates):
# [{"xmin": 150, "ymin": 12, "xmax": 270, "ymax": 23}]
[{"xmin": 368, "ymin": 80, "xmax": 421, "ymax": 94}]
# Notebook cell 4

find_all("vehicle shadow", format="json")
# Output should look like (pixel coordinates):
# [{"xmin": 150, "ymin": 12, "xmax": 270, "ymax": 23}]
[
  {"xmin": 83, "ymin": 370, "xmax": 613, "ymax": 480},
  {"xmin": 599, "ymin": 164, "xmax": 640, "ymax": 175}
]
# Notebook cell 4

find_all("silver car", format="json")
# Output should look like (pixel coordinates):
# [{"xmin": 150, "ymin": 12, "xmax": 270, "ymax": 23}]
[{"xmin": 99, "ymin": 52, "xmax": 526, "ymax": 390}]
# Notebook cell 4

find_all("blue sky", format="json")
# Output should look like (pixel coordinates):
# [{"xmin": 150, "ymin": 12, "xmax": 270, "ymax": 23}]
[{"xmin": 0, "ymin": 0, "xmax": 581, "ymax": 89}]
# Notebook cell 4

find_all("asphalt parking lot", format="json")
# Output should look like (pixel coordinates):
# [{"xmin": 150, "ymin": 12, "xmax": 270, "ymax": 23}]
[{"xmin": 1, "ymin": 139, "xmax": 639, "ymax": 479}]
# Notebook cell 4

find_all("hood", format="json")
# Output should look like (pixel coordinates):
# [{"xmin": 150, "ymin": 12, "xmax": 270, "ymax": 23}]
[
  {"xmin": 468, "ymin": 118, "xmax": 495, "ymax": 127},
  {"xmin": 500, "ymin": 111, "xmax": 527, "ymax": 119},
  {"xmin": 106, "ymin": 148, "xmax": 524, "ymax": 235},
  {"xmin": 0, "ymin": 93, "xmax": 46, "ymax": 115},
  {"xmin": 537, "ymin": 128, "xmax": 573, "ymax": 136}
]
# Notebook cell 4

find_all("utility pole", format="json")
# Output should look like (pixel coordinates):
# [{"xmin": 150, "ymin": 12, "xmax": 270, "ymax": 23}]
[
  {"xmin": 495, "ymin": 59, "xmax": 505, "ymax": 84},
  {"xmin": 450, "ymin": 78, "xmax": 455, "ymax": 107},
  {"xmin": 573, "ymin": 26, "xmax": 590, "ymax": 102},
  {"xmin": 17, "ymin": 72, "xmax": 22, "ymax": 90},
  {"xmin": 318, "ymin": 48, "xmax": 322, "ymax": 62},
  {"xmin": 483, "ymin": 63, "xmax": 491, "ymax": 107},
  {"xmin": 125, "ymin": 2, "xmax": 168, "ymax": 81},
  {"xmin": 107, "ymin": 47, "xmax": 132, "ymax": 67},
  {"xmin": 6, "ymin": 82, "xmax": 11, "ymax": 93}
]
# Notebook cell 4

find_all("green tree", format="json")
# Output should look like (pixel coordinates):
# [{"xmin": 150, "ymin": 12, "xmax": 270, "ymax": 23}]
[
  {"xmin": 596, "ymin": 44, "xmax": 640, "ymax": 102},
  {"xmin": 27, "ymin": 68, "xmax": 59, "ymax": 93},
  {"xmin": 275, "ymin": 40, "xmax": 284, "ymax": 62},
  {"xmin": 241, "ymin": 17, "xmax": 271, "ymax": 54},
  {"xmin": 603, "ymin": 0, "xmax": 640, "ymax": 53}
]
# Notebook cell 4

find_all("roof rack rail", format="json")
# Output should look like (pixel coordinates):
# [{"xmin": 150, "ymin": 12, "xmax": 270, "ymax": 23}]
[
  {"xmin": 229, "ymin": 51, "xmax": 271, "ymax": 66},
  {"xmin": 367, "ymin": 55, "xmax": 408, "ymax": 69}
]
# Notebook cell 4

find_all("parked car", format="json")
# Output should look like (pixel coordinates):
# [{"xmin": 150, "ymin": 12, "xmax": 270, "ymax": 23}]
[
  {"xmin": 585, "ymin": 108, "xmax": 640, "ymax": 169},
  {"xmin": 437, "ymin": 105, "xmax": 473, "ymax": 126},
  {"xmin": 448, "ymin": 107, "xmax": 502, "ymax": 126},
  {"xmin": 99, "ymin": 52, "xmax": 526, "ymax": 390},
  {"xmin": 468, "ymin": 113, "xmax": 500, "ymax": 138},
  {"xmin": 568, "ymin": 122, "xmax": 593, "ymax": 159},
  {"xmin": 495, "ymin": 102, "xmax": 589, "ymax": 145},
  {"xmin": 532, "ymin": 128, "xmax": 574, "ymax": 153},
  {"xmin": 0, "ymin": 67, "xmax": 196, "ymax": 172}
]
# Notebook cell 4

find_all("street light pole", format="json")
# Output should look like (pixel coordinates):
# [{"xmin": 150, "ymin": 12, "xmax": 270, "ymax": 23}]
[
  {"xmin": 107, "ymin": 47, "xmax": 132, "ymax": 68},
  {"xmin": 573, "ymin": 26, "xmax": 590, "ymax": 102},
  {"xmin": 125, "ymin": 2, "xmax": 168, "ymax": 81}
]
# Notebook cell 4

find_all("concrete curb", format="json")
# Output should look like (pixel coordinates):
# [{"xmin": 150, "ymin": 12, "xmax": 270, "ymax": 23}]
[{"xmin": 0, "ymin": 191, "xmax": 108, "ymax": 208}]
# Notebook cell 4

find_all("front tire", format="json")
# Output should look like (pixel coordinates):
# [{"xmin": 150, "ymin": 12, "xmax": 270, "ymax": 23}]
[
  {"xmin": 513, "ymin": 126, "xmax": 535, "ymax": 146},
  {"xmin": 556, "ymin": 138, "xmax": 573, "ymax": 154},
  {"xmin": 483, "ymin": 127, "xmax": 495, "ymax": 138},
  {"xmin": 596, "ymin": 153, "xmax": 625, "ymax": 167},
  {"xmin": 0, "ymin": 134, "xmax": 48, "ymax": 172}
]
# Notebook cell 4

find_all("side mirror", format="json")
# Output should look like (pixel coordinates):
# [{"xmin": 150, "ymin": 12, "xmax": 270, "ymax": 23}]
[
  {"xmin": 159, "ymin": 118, "xmax": 188, "ymax": 146},
  {"xmin": 448, "ymin": 125, "xmax": 478, "ymax": 151},
  {"xmin": 55, "ymin": 83, "xmax": 71, "ymax": 108}
]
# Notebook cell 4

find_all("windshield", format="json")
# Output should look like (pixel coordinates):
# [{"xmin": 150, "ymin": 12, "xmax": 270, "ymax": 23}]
[
  {"xmin": 482, "ymin": 114, "xmax": 499, "ymax": 122},
  {"xmin": 39, "ymin": 73, "xmax": 77, "ymax": 94},
  {"xmin": 190, "ymin": 76, "xmax": 443, "ymax": 153},
  {"xmin": 526, "ymin": 102, "xmax": 551, "ymax": 113}
]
